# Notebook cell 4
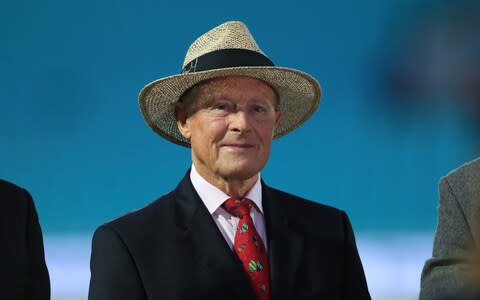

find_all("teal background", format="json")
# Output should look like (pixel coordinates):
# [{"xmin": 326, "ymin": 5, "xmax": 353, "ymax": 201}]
[
  {"xmin": 3, "ymin": 0, "xmax": 480, "ymax": 298},
  {"xmin": 1, "ymin": 0, "xmax": 478, "ymax": 235}
]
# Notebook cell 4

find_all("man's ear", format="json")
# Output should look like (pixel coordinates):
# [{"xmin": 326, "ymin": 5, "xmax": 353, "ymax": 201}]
[
  {"xmin": 274, "ymin": 110, "xmax": 282, "ymax": 128},
  {"xmin": 173, "ymin": 102, "xmax": 191, "ymax": 139}
]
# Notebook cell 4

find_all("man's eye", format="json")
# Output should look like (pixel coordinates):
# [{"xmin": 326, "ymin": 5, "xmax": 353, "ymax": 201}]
[
  {"xmin": 253, "ymin": 105, "xmax": 267, "ymax": 113},
  {"xmin": 209, "ymin": 102, "xmax": 232, "ymax": 114}
]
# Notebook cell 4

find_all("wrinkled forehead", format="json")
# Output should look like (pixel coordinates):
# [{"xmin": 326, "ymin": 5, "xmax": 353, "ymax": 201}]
[{"xmin": 181, "ymin": 76, "xmax": 280, "ymax": 107}]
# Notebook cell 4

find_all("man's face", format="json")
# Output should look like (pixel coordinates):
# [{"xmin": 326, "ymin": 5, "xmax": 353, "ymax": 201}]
[{"xmin": 175, "ymin": 76, "xmax": 281, "ymax": 183}]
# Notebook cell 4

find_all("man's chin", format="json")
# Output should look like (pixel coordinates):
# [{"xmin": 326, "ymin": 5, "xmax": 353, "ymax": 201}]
[{"xmin": 220, "ymin": 168, "xmax": 260, "ymax": 182}]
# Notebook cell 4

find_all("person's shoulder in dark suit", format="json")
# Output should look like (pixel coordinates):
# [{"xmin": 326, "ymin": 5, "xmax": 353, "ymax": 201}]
[
  {"xmin": 265, "ymin": 186, "xmax": 370, "ymax": 298},
  {"xmin": 0, "ymin": 179, "xmax": 50, "ymax": 300},
  {"xmin": 267, "ymin": 185, "xmax": 350, "ymax": 227}
]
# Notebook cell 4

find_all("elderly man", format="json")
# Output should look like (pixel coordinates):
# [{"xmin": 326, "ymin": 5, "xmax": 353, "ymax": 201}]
[{"xmin": 88, "ymin": 21, "xmax": 371, "ymax": 300}]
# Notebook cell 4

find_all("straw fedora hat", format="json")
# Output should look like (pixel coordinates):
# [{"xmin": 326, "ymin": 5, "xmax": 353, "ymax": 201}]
[{"xmin": 139, "ymin": 21, "xmax": 322, "ymax": 147}]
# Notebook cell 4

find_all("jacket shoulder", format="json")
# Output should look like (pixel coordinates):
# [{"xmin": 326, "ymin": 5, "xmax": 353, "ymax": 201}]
[
  {"xmin": 443, "ymin": 157, "xmax": 480, "ymax": 197},
  {"xmin": 101, "ymin": 191, "xmax": 174, "ymax": 235},
  {"xmin": 266, "ymin": 186, "xmax": 348, "ymax": 235},
  {"xmin": 0, "ymin": 179, "xmax": 33, "ymax": 212},
  {"xmin": 0, "ymin": 179, "xmax": 25, "ymax": 196},
  {"xmin": 445, "ymin": 157, "xmax": 480, "ymax": 181},
  {"xmin": 268, "ymin": 186, "xmax": 343, "ymax": 215}
]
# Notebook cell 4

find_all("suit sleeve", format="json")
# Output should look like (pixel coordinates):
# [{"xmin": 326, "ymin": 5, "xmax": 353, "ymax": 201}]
[
  {"xmin": 24, "ymin": 188, "xmax": 51, "ymax": 300},
  {"xmin": 341, "ymin": 211, "xmax": 371, "ymax": 300},
  {"xmin": 419, "ymin": 177, "xmax": 473, "ymax": 300},
  {"xmin": 88, "ymin": 225, "xmax": 146, "ymax": 300}
]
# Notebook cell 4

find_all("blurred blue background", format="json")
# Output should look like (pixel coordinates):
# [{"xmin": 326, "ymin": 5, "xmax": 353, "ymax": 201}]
[{"xmin": 1, "ymin": 0, "xmax": 479, "ymax": 299}]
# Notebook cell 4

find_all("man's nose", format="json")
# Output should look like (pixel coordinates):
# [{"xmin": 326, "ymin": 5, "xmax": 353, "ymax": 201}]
[{"xmin": 229, "ymin": 110, "xmax": 252, "ymax": 133}]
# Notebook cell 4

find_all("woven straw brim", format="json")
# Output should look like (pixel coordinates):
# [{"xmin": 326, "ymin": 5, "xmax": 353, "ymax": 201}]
[{"xmin": 139, "ymin": 66, "xmax": 322, "ymax": 147}]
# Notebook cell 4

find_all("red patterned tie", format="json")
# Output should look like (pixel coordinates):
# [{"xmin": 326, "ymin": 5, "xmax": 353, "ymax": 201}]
[{"xmin": 223, "ymin": 197, "xmax": 270, "ymax": 300}]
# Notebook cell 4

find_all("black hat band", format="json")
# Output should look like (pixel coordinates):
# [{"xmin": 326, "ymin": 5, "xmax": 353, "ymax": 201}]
[{"xmin": 182, "ymin": 48, "xmax": 274, "ymax": 74}]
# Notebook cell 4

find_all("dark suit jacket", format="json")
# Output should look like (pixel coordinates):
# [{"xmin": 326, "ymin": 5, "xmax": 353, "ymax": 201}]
[
  {"xmin": 88, "ymin": 173, "xmax": 370, "ymax": 300},
  {"xmin": 0, "ymin": 179, "xmax": 50, "ymax": 300}
]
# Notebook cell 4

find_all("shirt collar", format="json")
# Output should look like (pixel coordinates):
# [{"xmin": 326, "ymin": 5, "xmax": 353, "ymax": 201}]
[{"xmin": 189, "ymin": 164, "xmax": 263, "ymax": 215}]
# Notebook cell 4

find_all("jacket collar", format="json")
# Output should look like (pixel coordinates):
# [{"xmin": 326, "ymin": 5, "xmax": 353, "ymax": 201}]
[
  {"xmin": 262, "ymin": 182, "xmax": 305, "ymax": 300},
  {"xmin": 172, "ymin": 172, "xmax": 305, "ymax": 300}
]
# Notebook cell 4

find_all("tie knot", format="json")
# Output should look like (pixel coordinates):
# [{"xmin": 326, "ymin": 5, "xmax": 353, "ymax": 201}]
[{"xmin": 223, "ymin": 197, "xmax": 254, "ymax": 218}]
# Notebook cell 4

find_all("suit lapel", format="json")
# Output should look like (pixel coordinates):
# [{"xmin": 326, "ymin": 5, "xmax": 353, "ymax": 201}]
[
  {"xmin": 262, "ymin": 183, "xmax": 305, "ymax": 300},
  {"xmin": 173, "ymin": 173, "xmax": 257, "ymax": 300}
]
